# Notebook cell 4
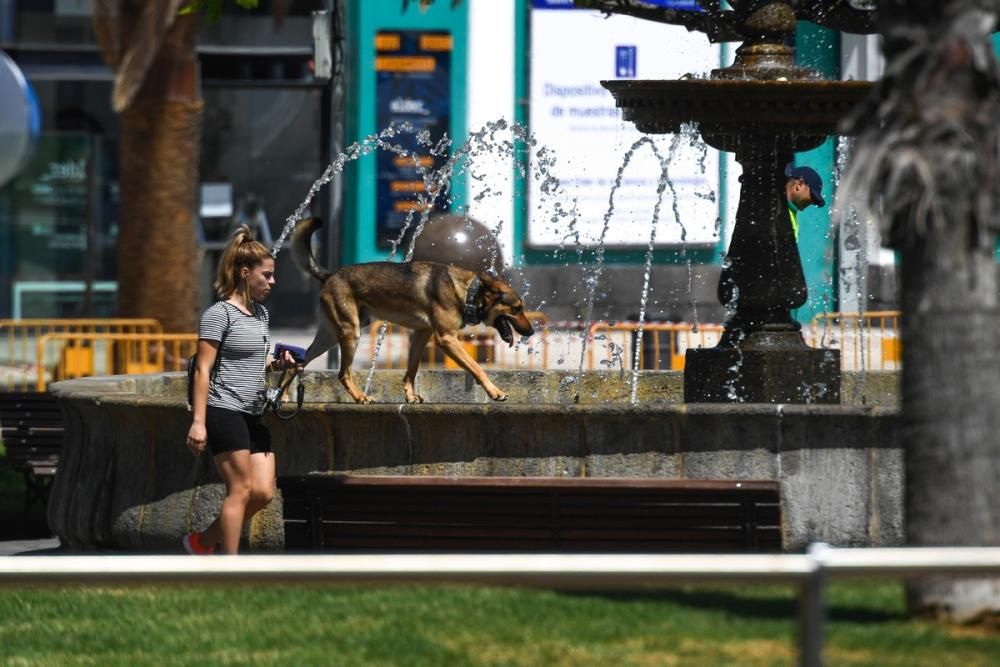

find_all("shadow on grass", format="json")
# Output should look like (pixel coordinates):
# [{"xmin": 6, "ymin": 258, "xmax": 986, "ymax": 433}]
[{"xmin": 568, "ymin": 587, "xmax": 902, "ymax": 625}]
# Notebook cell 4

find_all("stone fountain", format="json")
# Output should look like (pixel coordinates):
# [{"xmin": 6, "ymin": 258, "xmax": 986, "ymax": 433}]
[
  {"xmin": 578, "ymin": 0, "xmax": 877, "ymax": 403},
  {"xmin": 44, "ymin": 1, "xmax": 903, "ymax": 555}
]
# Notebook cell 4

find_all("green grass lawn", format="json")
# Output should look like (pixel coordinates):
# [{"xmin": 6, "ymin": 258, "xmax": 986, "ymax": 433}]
[{"xmin": 0, "ymin": 582, "xmax": 997, "ymax": 666}]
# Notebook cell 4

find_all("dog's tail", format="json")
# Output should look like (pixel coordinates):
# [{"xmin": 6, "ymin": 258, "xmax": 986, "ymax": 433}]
[{"xmin": 290, "ymin": 217, "xmax": 332, "ymax": 283}]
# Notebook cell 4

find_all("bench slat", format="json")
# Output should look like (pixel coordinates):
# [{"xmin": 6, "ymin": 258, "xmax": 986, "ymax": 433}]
[
  {"xmin": 282, "ymin": 526, "xmax": 784, "ymax": 553},
  {"xmin": 309, "ymin": 510, "xmax": 782, "ymax": 529},
  {"xmin": 315, "ymin": 537, "xmax": 774, "ymax": 553},
  {"xmin": 282, "ymin": 475, "xmax": 778, "ymax": 491},
  {"xmin": 1, "ymin": 391, "xmax": 64, "ymax": 481}
]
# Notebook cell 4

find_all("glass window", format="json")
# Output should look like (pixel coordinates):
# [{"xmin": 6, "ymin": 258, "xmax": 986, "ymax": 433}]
[
  {"xmin": 14, "ymin": 1, "xmax": 97, "ymax": 45},
  {"xmin": 200, "ymin": 0, "xmax": 325, "ymax": 49},
  {"xmin": 0, "ymin": 79, "xmax": 119, "ymax": 318},
  {"xmin": 199, "ymin": 86, "xmax": 324, "ymax": 325}
]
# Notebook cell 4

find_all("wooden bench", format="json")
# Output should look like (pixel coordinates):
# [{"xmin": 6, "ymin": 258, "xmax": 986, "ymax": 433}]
[
  {"xmin": 0, "ymin": 392, "xmax": 64, "ymax": 519},
  {"xmin": 278, "ymin": 475, "xmax": 782, "ymax": 553}
]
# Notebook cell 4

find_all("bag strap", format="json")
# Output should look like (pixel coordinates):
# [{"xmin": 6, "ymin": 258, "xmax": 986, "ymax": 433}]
[
  {"xmin": 188, "ymin": 303, "xmax": 232, "ymax": 409},
  {"xmin": 215, "ymin": 302, "xmax": 232, "ymax": 375}
]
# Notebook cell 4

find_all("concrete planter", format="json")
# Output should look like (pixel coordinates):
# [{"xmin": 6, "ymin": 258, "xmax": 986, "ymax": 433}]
[{"xmin": 48, "ymin": 370, "xmax": 901, "ymax": 552}]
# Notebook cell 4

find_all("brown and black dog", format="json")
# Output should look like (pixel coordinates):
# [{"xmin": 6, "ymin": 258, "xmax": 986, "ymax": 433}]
[{"xmin": 291, "ymin": 218, "xmax": 535, "ymax": 403}]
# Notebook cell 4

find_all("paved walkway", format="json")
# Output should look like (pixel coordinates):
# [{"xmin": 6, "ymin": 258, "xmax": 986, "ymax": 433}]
[{"xmin": 0, "ymin": 538, "xmax": 61, "ymax": 556}]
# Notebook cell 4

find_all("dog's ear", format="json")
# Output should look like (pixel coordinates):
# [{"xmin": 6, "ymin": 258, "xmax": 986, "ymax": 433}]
[
  {"xmin": 478, "ymin": 272, "xmax": 523, "ymax": 308},
  {"xmin": 478, "ymin": 271, "xmax": 510, "ymax": 290}
]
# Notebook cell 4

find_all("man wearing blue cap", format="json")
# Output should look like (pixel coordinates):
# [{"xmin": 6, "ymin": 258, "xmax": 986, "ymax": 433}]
[{"xmin": 784, "ymin": 163, "xmax": 826, "ymax": 240}]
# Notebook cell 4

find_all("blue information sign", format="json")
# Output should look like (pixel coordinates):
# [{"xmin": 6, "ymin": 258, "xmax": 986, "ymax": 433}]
[
  {"xmin": 615, "ymin": 45, "xmax": 637, "ymax": 78},
  {"xmin": 375, "ymin": 30, "xmax": 452, "ymax": 248}
]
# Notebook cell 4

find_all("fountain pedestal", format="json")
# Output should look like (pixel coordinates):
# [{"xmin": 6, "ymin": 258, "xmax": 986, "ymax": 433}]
[
  {"xmin": 685, "ymin": 133, "xmax": 841, "ymax": 403},
  {"xmin": 685, "ymin": 329, "xmax": 840, "ymax": 403}
]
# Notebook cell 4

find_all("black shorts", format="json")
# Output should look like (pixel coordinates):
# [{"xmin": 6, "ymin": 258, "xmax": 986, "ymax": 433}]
[{"xmin": 205, "ymin": 406, "xmax": 272, "ymax": 457}]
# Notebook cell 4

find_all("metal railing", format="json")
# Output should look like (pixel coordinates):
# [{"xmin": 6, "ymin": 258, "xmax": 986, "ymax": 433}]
[
  {"xmin": 1, "ymin": 545, "xmax": 998, "ymax": 667},
  {"xmin": 367, "ymin": 312, "xmax": 550, "ymax": 370},
  {"xmin": 1, "ymin": 319, "xmax": 164, "ymax": 391},
  {"xmin": 363, "ymin": 318, "xmax": 728, "ymax": 372},
  {"xmin": 0, "ymin": 311, "xmax": 907, "ymax": 388},
  {"xmin": 34, "ymin": 332, "xmax": 198, "ymax": 391},
  {"xmin": 588, "ymin": 321, "xmax": 724, "ymax": 371},
  {"xmin": 810, "ymin": 311, "xmax": 902, "ymax": 371}
]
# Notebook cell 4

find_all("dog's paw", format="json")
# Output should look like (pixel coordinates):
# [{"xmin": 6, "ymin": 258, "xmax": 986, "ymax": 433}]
[
  {"xmin": 406, "ymin": 394, "xmax": 424, "ymax": 404},
  {"xmin": 491, "ymin": 392, "xmax": 509, "ymax": 402},
  {"xmin": 356, "ymin": 394, "xmax": 375, "ymax": 404}
]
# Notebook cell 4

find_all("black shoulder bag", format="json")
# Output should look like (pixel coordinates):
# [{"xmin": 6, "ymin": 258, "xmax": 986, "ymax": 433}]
[{"xmin": 187, "ymin": 305, "xmax": 231, "ymax": 410}]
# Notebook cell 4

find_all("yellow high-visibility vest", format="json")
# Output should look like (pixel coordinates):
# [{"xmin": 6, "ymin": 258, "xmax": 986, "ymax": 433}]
[{"xmin": 788, "ymin": 204, "xmax": 799, "ymax": 241}]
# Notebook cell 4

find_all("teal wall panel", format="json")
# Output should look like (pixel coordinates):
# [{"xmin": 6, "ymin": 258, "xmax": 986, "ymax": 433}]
[
  {"xmin": 995, "ymin": 34, "xmax": 1000, "ymax": 261},
  {"xmin": 794, "ymin": 22, "xmax": 840, "ymax": 323},
  {"xmin": 344, "ymin": 0, "xmax": 468, "ymax": 265}
]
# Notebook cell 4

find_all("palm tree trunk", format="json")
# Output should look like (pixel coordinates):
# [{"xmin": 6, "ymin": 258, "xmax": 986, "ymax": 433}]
[
  {"xmin": 855, "ymin": 0, "xmax": 1000, "ymax": 623},
  {"xmin": 900, "ymin": 212, "xmax": 1000, "ymax": 622},
  {"xmin": 116, "ymin": 11, "xmax": 202, "ymax": 333}
]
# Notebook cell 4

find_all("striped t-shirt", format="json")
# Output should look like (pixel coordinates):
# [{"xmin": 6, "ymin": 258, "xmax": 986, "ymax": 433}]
[{"xmin": 199, "ymin": 300, "xmax": 271, "ymax": 414}]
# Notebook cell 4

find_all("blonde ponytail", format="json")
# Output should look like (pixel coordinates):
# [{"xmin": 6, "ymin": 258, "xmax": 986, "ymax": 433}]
[{"xmin": 214, "ymin": 224, "xmax": 273, "ymax": 302}]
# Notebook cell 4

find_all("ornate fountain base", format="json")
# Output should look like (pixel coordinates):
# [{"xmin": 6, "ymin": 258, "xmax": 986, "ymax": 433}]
[{"xmin": 684, "ymin": 329, "xmax": 841, "ymax": 404}]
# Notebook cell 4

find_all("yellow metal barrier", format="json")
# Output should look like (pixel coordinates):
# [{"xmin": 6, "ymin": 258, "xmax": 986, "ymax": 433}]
[
  {"xmin": 811, "ymin": 311, "xmax": 902, "ymax": 371},
  {"xmin": 367, "ymin": 312, "xmax": 550, "ymax": 370},
  {"xmin": 588, "ymin": 322, "xmax": 725, "ymax": 371},
  {"xmin": 35, "ymin": 332, "xmax": 197, "ymax": 391},
  {"xmin": 1, "ymin": 319, "xmax": 164, "ymax": 391}
]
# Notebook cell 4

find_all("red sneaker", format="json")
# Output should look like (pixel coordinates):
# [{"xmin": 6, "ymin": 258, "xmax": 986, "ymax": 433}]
[{"xmin": 182, "ymin": 531, "xmax": 216, "ymax": 555}]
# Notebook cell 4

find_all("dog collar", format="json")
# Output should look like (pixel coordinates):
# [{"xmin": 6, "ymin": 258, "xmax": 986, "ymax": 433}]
[{"xmin": 463, "ymin": 277, "xmax": 484, "ymax": 326}]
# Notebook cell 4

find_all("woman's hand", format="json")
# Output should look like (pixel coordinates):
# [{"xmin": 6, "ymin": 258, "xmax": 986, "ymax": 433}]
[
  {"xmin": 187, "ymin": 422, "xmax": 207, "ymax": 456},
  {"xmin": 271, "ymin": 349, "xmax": 300, "ymax": 372}
]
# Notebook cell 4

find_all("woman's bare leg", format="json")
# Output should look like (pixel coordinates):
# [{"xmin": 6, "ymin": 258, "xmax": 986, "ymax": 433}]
[
  {"xmin": 245, "ymin": 451, "xmax": 276, "ymax": 518},
  {"xmin": 200, "ymin": 450, "xmax": 253, "ymax": 554}
]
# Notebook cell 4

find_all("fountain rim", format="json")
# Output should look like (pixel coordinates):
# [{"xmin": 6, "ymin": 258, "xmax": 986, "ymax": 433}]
[
  {"xmin": 602, "ymin": 78, "xmax": 875, "ymax": 94},
  {"xmin": 48, "ymin": 371, "xmax": 897, "ymax": 417},
  {"xmin": 602, "ymin": 78, "xmax": 875, "ymax": 138}
]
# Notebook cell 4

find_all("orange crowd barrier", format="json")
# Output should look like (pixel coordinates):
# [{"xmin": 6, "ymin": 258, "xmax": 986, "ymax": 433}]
[
  {"xmin": 34, "ymin": 332, "xmax": 198, "ymax": 391},
  {"xmin": 587, "ymin": 322, "xmax": 725, "ymax": 371},
  {"xmin": 367, "ymin": 312, "xmax": 550, "ymax": 370},
  {"xmin": 811, "ymin": 311, "xmax": 902, "ymax": 371},
  {"xmin": 1, "ymin": 319, "xmax": 163, "ymax": 392}
]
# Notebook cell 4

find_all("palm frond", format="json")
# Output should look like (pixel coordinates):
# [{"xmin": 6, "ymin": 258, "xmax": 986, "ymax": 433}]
[
  {"xmin": 92, "ymin": 0, "xmax": 121, "ymax": 68},
  {"xmin": 836, "ymin": 3, "xmax": 1000, "ymax": 252},
  {"xmin": 112, "ymin": 0, "xmax": 190, "ymax": 112}
]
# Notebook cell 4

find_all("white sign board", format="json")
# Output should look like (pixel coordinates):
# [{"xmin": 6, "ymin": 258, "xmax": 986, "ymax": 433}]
[{"xmin": 528, "ymin": 5, "xmax": 721, "ymax": 248}]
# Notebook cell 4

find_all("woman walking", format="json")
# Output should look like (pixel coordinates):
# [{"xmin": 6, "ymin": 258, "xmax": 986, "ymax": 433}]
[{"xmin": 184, "ymin": 225, "xmax": 296, "ymax": 555}]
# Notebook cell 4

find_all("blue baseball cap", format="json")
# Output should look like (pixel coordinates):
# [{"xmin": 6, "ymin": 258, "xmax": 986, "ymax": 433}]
[{"xmin": 784, "ymin": 164, "xmax": 825, "ymax": 207}]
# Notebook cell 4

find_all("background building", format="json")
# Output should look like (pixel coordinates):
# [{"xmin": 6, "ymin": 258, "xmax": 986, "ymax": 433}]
[{"xmin": 0, "ymin": 0, "xmax": 897, "ymax": 328}]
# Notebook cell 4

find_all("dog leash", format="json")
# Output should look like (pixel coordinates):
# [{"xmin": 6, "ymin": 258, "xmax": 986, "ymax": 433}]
[{"xmin": 262, "ymin": 366, "xmax": 305, "ymax": 420}]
